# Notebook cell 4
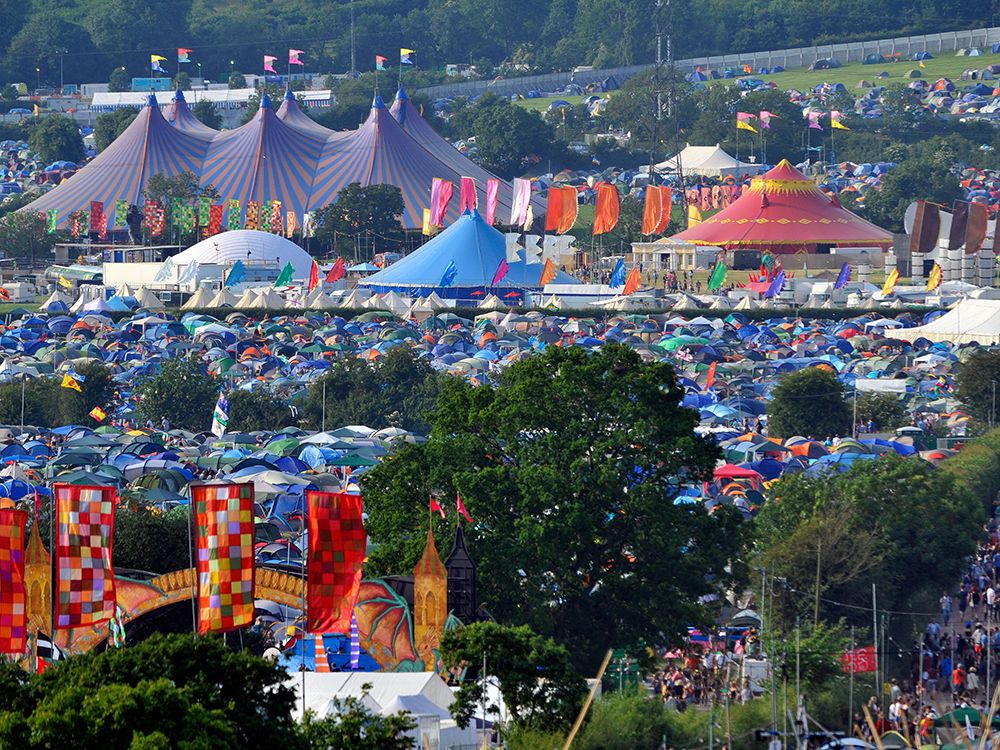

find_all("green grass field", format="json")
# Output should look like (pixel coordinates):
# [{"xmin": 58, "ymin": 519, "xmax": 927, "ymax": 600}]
[
  {"xmin": 745, "ymin": 50, "xmax": 1000, "ymax": 92},
  {"xmin": 511, "ymin": 52, "xmax": 1000, "ymax": 116}
]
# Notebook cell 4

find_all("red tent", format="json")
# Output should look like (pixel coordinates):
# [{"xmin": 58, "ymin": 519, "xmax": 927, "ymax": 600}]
[{"xmin": 670, "ymin": 159, "xmax": 892, "ymax": 254}]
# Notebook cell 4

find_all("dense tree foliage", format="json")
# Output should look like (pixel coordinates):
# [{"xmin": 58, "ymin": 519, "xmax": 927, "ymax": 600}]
[
  {"xmin": 767, "ymin": 368, "xmax": 852, "ymax": 439},
  {"xmin": 857, "ymin": 157, "xmax": 962, "ymax": 233},
  {"xmin": 755, "ymin": 454, "xmax": 982, "ymax": 630},
  {"xmin": 1, "ymin": 0, "xmax": 992, "ymax": 84},
  {"xmin": 136, "ymin": 359, "xmax": 219, "ymax": 431},
  {"xmin": 192, "ymin": 99, "xmax": 222, "ymax": 129},
  {"xmin": 299, "ymin": 347, "xmax": 442, "ymax": 433},
  {"xmin": 854, "ymin": 392, "xmax": 907, "ymax": 432},
  {"xmin": 26, "ymin": 114, "xmax": 84, "ymax": 164},
  {"xmin": 362, "ymin": 344, "xmax": 745, "ymax": 670},
  {"xmin": 113, "ymin": 507, "xmax": 192, "ymax": 574},
  {"xmin": 441, "ymin": 622, "xmax": 586, "ymax": 731},
  {"xmin": 957, "ymin": 350, "xmax": 1000, "ymax": 427},
  {"xmin": 0, "ymin": 210, "xmax": 59, "ymax": 262},
  {"xmin": 311, "ymin": 183, "xmax": 405, "ymax": 256},
  {"xmin": 227, "ymin": 388, "xmax": 296, "ymax": 433},
  {"xmin": 0, "ymin": 362, "xmax": 114, "ymax": 427}
]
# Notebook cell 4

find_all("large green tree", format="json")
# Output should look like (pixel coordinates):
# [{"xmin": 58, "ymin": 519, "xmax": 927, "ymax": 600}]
[
  {"xmin": 299, "ymin": 347, "xmax": 442, "ymax": 434},
  {"xmin": 135, "ymin": 359, "xmax": 219, "ymax": 431},
  {"xmin": 0, "ymin": 210, "xmax": 59, "ymax": 262},
  {"xmin": 192, "ymin": 99, "xmax": 222, "ymax": 129},
  {"xmin": 227, "ymin": 388, "xmax": 296, "ymax": 433},
  {"xmin": 441, "ymin": 622, "xmax": 585, "ymax": 732},
  {"xmin": 107, "ymin": 67, "xmax": 130, "ymax": 93},
  {"xmin": 857, "ymin": 156, "xmax": 961, "ymax": 233},
  {"xmin": 362, "ymin": 344, "xmax": 744, "ymax": 670},
  {"xmin": 471, "ymin": 97, "xmax": 557, "ymax": 178},
  {"xmin": 767, "ymin": 367, "xmax": 851, "ymax": 439},
  {"xmin": 27, "ymin": 114, "xmax": 84, "ymax": 164},
  {"xmin": 113, "ymin": 507, "xmax": 191, "ymax": 574},
  {"xmin": 311, "ymin": 183, "xmax": 405, "ymax": 256}
]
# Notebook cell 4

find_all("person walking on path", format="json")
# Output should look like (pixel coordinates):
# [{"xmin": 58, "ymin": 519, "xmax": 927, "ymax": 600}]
[{"xmin": 942, "ymin": 592, "xmax": 953, "ymax": 627}]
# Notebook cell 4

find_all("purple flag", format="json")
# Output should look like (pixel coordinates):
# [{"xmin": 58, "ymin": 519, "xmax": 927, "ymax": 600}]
[
  {"xmin": 350, "ymin": 612, "xmax": 360, "ymax": 669},
  {"xmin": 834, "ymin": 262, "xmax": 851, "ymax": 290},
  {"xmin": 765, "ymin": 270, "xmax": 785, "ymax": 299},
  {"xmin": 492, "ymin": 258, "xmax": 509, "ymax": 285}
]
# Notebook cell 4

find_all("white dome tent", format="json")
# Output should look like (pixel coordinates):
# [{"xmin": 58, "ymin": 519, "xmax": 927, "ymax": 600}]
[{"xmin": 168, "ymin": 229, "xmax": 314, "ymax": 281}]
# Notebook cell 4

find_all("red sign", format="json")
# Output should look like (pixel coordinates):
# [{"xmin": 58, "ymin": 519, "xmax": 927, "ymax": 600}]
[{"xmin": 840, "ymin": 645, "xmax": 876, "ymax": 673}]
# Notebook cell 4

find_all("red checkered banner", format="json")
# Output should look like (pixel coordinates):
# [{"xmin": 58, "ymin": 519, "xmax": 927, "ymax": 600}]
[
  {"xmin": 307, "ymin": 491, "xmax": 365, "ymax": 634},
  {"xmin": 54, "ymin": 484, "xmax": 117, "ymax": 630},
  {"xmin": 193, "ymin": 483, "xmax": 255, "ymax": 634},
  {"xmin": 0, "ymin": 509, "xmax": 28, "ymax": 655}
]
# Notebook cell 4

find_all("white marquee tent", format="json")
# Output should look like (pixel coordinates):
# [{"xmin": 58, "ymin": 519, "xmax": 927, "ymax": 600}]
[
  {"xmin": 884, "ymin": 298, "xmax": 1000, "ymax": 345},
  {"xmin": 654, "ymin": 144, "xmax": 764, "ymax": 177}
]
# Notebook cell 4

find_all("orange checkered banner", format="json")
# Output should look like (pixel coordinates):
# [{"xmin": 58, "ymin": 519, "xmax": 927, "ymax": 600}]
[
  {"xmin": 0, "ymin": 509, "xmax": 28, "ymax": 654},
  {"xmin": 193, "ymin": 483, "xmax": 255, "ymax": 634},
  {"xmin": 54, "ymin": 484, "xmax": 117, "ymax": 630},
  {"xmin": 306, "ymin": 491, "xmax": 365, "ymax": 634}
]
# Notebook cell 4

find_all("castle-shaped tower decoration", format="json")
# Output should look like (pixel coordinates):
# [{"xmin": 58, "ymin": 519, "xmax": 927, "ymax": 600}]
[
  {"xmin": 412, "ymin": 527, "xmax": 447, "ymax": 668},
  {"xmin": 445, "ymin": 525, "xmax": 477, "ymax": 623}
]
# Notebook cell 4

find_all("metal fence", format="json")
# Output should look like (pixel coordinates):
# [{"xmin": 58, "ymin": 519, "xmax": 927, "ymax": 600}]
[{"xmin": 416, "ymin": 26, "xmax": 1000, "ymax": 99}]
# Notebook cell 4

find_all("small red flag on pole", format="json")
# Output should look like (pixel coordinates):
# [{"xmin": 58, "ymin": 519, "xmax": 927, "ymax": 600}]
[
  {"xmin": 429, "ymin": 498, "xmax": 446, "ymax": 519},
  {"xmin": 456, "ymin": 494, "xmax": 473, "ymax": 523}
]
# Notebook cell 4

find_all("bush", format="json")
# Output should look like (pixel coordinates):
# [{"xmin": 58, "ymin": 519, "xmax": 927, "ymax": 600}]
[
  {"xmin": 227, "ymin": 388, "xmax": 296, "ymax": 433},
  {"xmin": 577, "ymin": 692, "xmax": 670, "ymax": 750},
  {"xmin": 113, "ymin": 507, "xmax": 192, "ymax": 574},
  {"xmin": 767, "ymin": 368, "xmax": 851, "ymax": 439}
]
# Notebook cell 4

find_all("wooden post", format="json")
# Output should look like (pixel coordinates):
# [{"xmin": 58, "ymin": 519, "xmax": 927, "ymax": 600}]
[{"xmin": 561, "ymin": 650, "xmax": 613, "ymax": 750}]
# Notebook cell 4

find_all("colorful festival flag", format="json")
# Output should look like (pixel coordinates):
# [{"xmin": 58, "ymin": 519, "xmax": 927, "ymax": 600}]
[
  {"xmin": 538, "ymin": 257, "xmax": 558, "ymax": 286},
  {"xmin": 197, "ymin": 196, "xmax": 211, "ymax": 227},
  {"xmin": 88, "ymin": 406, "xmax": 107, "ymax": 422},
  {"xmin": 429, "ymin": 497, "xmax": 446, "ymax": 519},
  {"xmin": 306, "ymin": 491, "xmax": 366, "ymax": 634},
  {"xmin": 830, "ymin": 111, "xmax": 850, "ymax": 130},
  {"xmin": 208, "ymin": 204, "xmax": 224, "ymax": 235},
  {"xmin": 286, "ymin": 211, "xmax": 297, "ymax": 237},
  {"xmin": 0, "ymin": 509, "xmax": 27, "ymax": 655},
  {"xmin": 46, "ymin": 209, "xmax": 58, "ymax": 234},
  {"xmin": 492, "ymin": 258, "xmax": 510, "ymax": 285},
  {"xmin": 439, "ymin": 260, "xmax": 459, "ymax": 287},
  {"xmin": 326, "ymin": 257, "xmax": 346, "ymax": 283},
  {"xmin": 807, "ymin": 110, "xmax": 823, "ymax": 130},
  {"xmin": 510, "ymin": 178, "xmax": 531, "ymax": 227},
  {"xmin": 54, "ymin": 484, "xmax": 116, "ymax": 629},
  {"xmin": 609, "ymin": 258, "xmax": 626, "ymax": 288},
  {"xmin": 707, "ymin": 261, "xmax": 727, "ymax": 290},
  {"xmin": 177, "ymin": 48, "xmax": 193, "ymax": 63},
  {"xmin": 881, "ymin": 267, "xmax": 900, "ymax": 297},
  {"xmin": 289, "ymin": 49, "xmax": 304, "ymax": 66},
  {"xmin": 456, "ymin": 494, "xmax": 473, "ymax": 523},
  {"xmin": 151, "ymin": 55, "xmax": 167, "ymax": 73},
  {"xmin": 429, "ymin": 178, "xmax": 453, "ymax": 226},
  {"xmin": 927, "ymin": 262, "xmax": 943, "ymax": 292},
  {"xmin": 308, "ymin": 260, "xmax": 320, "ymax": 291},
  {"xmin": 642, "ymin": 186, "xmax": 664, "ymax": 235},
  {"xmin": 759, "ymin": 110, "xmax": 778, "ymax": 129},
  {"xmin": 58, "ymin": 275, "xmax": 72, "ymax": 290},
  {"xmin": 263, "ymin": 55, "xmax": 278, "ymax": 74},
  {"xmin": 834, "ymin": 262, "xmax": 851, "ymax": 290},
  {"xmin": 622, "ymin": 266, "xmax": 641, "ymax": 296},
  {"xmin": 227, "ymin": 200, "xmax": 242, "ymax": 231},
  {"xmin": 258, "ymin": 201, "xmax": 272, "ymax": 233},
  {"xmin": 193, "ymin": 483, "xmax": 255, "ymax": 634},
  {"xmin": 211, "ymin": 394, "xmax": 230, "ymax": 437},
  {"xmin": 89, "ymin": 201, "xmax": 105, "ymax": 238},
  {"xmin": 274, "ymin": 262, "xmax": 294, "ymax": 288},
  {"xmin": 269, "ymin": 200, "xmax": 283, "ymax": 234},
  {"xmin": 486, "ymin": 179, "xmax": 499, "ymax": 225},
  {"xmin": 113, "ymin": 200, "xmax": 128, "ymax": 228},
  {"xmin": 375, "ymin": 55, "xmax": 387, "ymax": 71},
  {"xmin": 460, "ymin": 176, "xmax": 477, "ymax": 212},
  {"xmin": 60, "ymin": 374, "xmax": 82, "ymax": 392},
  {"xmin": 840, "ymin": 645, "xmax": 876, "ymax": 673},
  {"xmin": 400, "ymin": 48, "xmax": 415, "ymax": 65},
  {"xmin": 245, "ymin": 201, "xmax": 259, "ymax": 231},
  {"xmin": 421, "ymin": 208, "xmax": 435, "ymax": 236},
  {"xmin": 593, "ymin": 182, "xmax": 621, "ymax": 235},
  {"xmin": 736, "ymin": 112, "xmax": 757, "ymax": 133},
  {"xmin": 144, "ymin": 201, "xmax": 164, "ymax": 237},
  {"xmin": 224, "ymin": 262, "xmax": 244, "ymax": 288}
]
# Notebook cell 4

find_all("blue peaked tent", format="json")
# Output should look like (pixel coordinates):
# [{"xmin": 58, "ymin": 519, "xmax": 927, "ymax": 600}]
[
  {"xmin": 163, "ymin": 90, "xmax": 217, "ymax": 139},
  {"xmin": 360, "ymin": 209, "xmax": 579, "ymax": 300}
]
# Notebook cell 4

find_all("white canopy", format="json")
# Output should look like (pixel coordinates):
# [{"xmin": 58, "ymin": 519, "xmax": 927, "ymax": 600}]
[
  {"xmin": 883, "ymin": 298, "xmax": 1000, "ymax": 344},
  {"xmin": 654, "ymin": 143, "xmax": 764, "ymax": 177}
]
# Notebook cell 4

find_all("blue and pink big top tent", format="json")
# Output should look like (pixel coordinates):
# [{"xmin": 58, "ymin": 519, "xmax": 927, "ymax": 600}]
[
  {"xmin": 21, "ymin": 88, "xmax": 544, "ymax": 232},
  {"xmin": 360, "ymin": 208, "xmax": 579, "ymax": 300}
]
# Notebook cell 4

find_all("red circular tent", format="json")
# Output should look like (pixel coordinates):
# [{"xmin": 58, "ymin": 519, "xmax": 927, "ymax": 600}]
[{"xmin": 670, "ymin": 159, "xmax": 892, "ymax": 254}]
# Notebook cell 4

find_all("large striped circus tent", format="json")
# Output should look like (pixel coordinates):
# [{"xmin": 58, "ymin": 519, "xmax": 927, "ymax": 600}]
[
  {"xmin": 23, "ymin": 94, "xmax": 212, "ymax": 223},
  {"xmin": 21, "ymin": 89, "xmax": 540, "ymax": 232}
]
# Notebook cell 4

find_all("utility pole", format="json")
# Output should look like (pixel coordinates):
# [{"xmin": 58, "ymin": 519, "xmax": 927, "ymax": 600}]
[
  {"xmin": 350, "ymin": 0, "xmax": 357, "ymax": 79},
  {"xmin": 481, "ymin": 651, "xmax": 488, "ymax": 749}
]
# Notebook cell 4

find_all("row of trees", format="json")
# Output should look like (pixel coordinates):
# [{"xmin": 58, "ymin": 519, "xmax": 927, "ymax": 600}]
[{"xmin": 1, "ymin": 0, "xmax": 991, "ymax": 85}]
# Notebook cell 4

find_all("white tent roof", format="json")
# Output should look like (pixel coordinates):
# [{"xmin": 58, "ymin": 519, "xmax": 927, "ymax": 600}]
[
  {"xmin": 286, "ymin": 672, "xmax": 456, "ymax": 722},
  {"xmin": 170, "ymin": 229, "xmax": 314, "ymax": 280},
  {"xmin": 884, "ymin": 298, "xmax": 1000, "ymax": 344},
  {"xmin": 654, "ymin": 143, "xmax": 764, "ymax": 177}
]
